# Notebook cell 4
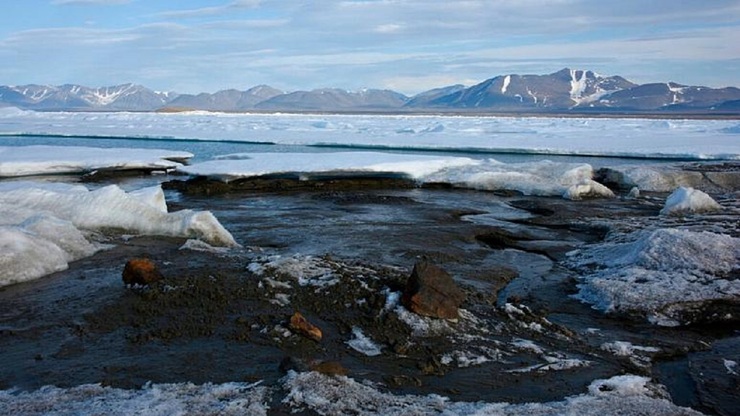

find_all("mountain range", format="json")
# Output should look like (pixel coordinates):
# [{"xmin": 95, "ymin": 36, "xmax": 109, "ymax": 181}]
[{"xmin": 2, "ymin": 68, "xmax": 739, "ymax": 114}]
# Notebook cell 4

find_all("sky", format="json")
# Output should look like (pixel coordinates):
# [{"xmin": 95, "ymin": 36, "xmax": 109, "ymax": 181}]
[{"xmin": 1, "ymin": 0, "xmax": 739, "ymax": 95}]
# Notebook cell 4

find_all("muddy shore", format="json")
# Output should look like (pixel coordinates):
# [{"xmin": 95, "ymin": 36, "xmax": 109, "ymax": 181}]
[{"xmin": 0, "ymin": 172, "xmax": 738, "ymax": 415}]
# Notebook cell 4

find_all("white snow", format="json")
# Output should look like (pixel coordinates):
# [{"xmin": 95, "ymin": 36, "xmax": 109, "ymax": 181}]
[
  {"xmin": 601, "ymin": 341, "xmax": 660, "ymax": 357},
  {"xmin": 346, "ymin": 326, "xmax": 382, "ymax": 356},
  {"xmin": 660, "ymin": 186, "xmax": 722, "ymax": 215},
  {"xmin": 0, "ymin": 182, "xmax": 237, "ymax": 287},
  {"xmin": 247, "ymin": 254, "xmax": 339, "ymax": 287},
  {"xmin": 1, "ymin": 108, "xmax": 738, "ymax": 160},
  {"xmin": 0, "ymin": 145, "xmax": 192, "ymax": 177},
  {"xmin": 570, "ymin": 69, "xmax": 588, "ymax": 100},
  {"xmin": 571, "ymin": 228, "xmax": 740, "ymax": 326},
  {"xmin": 0, "ymin": 373, "xmax": 703, "ymax": 416},
  {"xmin": 281, "ymin": 371, "xmax": 702, "ymax": 415},
  {"xmin": 507, "ymin": 355, "xmax": 591, "ymax": 373},
  {"xmin": 725, "ymin": 359, "xmax": 738, "ymax": 375},
  {"xmin": 0, "ymin": 381, "xmax": 269, "ymax": 416},
  {"xmin": 501, "ymin": 75, "xmax": 511, "ymax": 94}
]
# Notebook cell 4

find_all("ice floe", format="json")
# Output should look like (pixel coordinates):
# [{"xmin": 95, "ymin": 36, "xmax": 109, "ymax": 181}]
[
  {"xmin": 0, "ymin": 145, "xmax": 192, "ymax": 177},
  {"xmin": 0, "ymin": 182, "xmax": 237, "ymax": 287}
]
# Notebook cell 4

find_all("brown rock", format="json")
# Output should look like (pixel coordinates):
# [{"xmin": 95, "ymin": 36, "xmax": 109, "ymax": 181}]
[
  {"xmin": 289, "ymin": 312, "xmax": 322, "ymax": 342},
  {"xmin": 401, "ymin": 261, "xmax": 465, "ymax": 319},
  {"xmin": 122, "ymin": 258, "xmax": 164, "ymax": 285}
]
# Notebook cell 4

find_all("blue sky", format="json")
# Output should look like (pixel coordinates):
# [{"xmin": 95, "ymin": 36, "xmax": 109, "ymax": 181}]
[{"xmin": 1, "ymin": 0, "xmax": 739, "ymax": 95}]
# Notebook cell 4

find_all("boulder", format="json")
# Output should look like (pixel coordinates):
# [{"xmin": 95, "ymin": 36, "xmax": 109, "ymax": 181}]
[
  {"xmin": 401, "ymin": 261, "xmax": 465, "ymax": 319},
  {"xmin": 122, "ymin": 258, "xmax": 163, "ymax": 285},
  {"xmin": 289, "ymin": 312, "xmax": 322, "ymax": 342}
]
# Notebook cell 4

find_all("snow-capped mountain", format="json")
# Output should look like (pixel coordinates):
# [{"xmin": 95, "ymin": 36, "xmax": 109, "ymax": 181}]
[
  {"xmin": 406, "ymin": 69, "xmax": 637, "ymax": 109},
  {"xmin": 594, "ymin": 82, "xmax": 740, "ymax": 110},
  {"xmin": 1, "ymin": 69, "xmax": 739, "ymax": 113},
  {"xmin": 406, "ymin": 69, "xmax": 740, "ymax": 112},
  {"xmin": 0, "ymin": 83, "xmax": 176, "ymax": 111}
]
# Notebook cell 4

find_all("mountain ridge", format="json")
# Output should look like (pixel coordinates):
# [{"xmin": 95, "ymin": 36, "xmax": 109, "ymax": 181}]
[{"xmin": 2, "ymin": 68, "xmax": 739, "ymax": 114}]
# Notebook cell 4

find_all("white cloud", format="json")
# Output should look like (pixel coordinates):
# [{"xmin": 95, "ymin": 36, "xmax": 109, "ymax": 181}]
[
  {"xmin": 51, "ymin": 0, "xmax": 130, "ymax": 5},
  {"xmin": 156, "ymin": 0, "xmax": 262, "ymax": 19},
  {"xmin": 373, "ymin": 24, "xmax": 404, "ymax": 34}
]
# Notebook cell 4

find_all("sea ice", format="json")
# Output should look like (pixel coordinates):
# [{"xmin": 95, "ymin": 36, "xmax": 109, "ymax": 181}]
[
  {"xmin": 0, "ymin": 145, "xmax": 192, "ymax": 177},
  {"xmin": 0, "ymin": 182, "xmax": 237, "ymax": 287},
  {"xmin": 2, "ymin": 109, "xmax": 738, "ymax": 160}
]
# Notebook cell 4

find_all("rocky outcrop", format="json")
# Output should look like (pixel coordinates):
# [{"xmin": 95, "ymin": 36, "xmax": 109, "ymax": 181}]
[{"xmin": 401, "ymin": 261, "xmax": 465, "ymax": 319}]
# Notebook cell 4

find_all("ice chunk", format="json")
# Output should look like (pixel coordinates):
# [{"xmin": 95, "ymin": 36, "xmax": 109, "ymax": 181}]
[
  {"xmin": 346, "ymin": 326, "xmax": 382, "ymax": 356},
  {"xmin": 0, "ymin": 182, "xmax": 236, "ymax": 287},
  {"xmin": 563, "ymin": 179, "xmax": 615, "ymax": 200},
  {"xmin": 0, "ymin": 226, "xmax": 70, "ymax": 286},
  {"xmin": 130, "ymin": 186, "xmax": 168, "ymax": 213},
  {"xmin": 571, "ymin": 228, "xmax": 740, "ymax": 326},
  {"xmin": 660, "ymin": 186, "xmax": 722, "ymax": 215},
  {"xmin": 0, "ymin": 184, "xmax": 236, "ymax": 246}
]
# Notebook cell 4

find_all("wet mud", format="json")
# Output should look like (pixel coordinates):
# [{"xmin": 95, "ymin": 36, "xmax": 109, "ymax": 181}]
[{"xmin": 1, "ymin": 178, "xmax": 738, "ymax": 415}]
